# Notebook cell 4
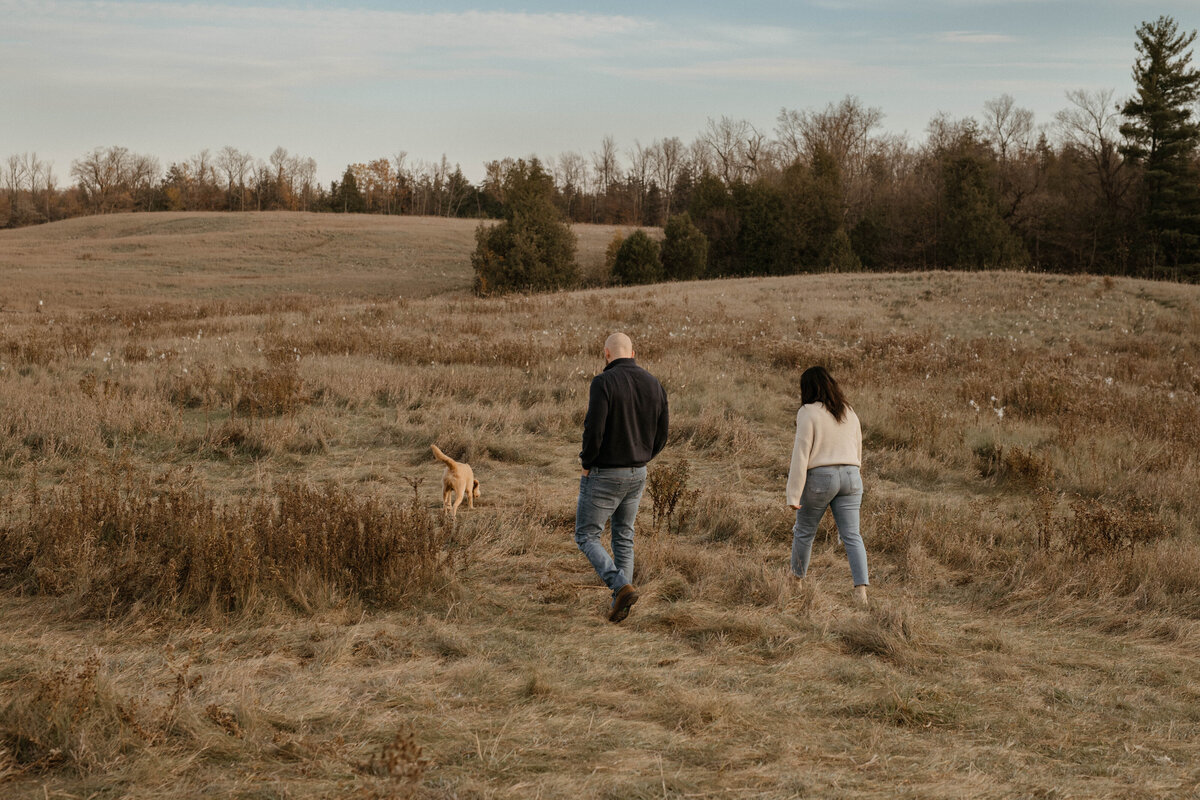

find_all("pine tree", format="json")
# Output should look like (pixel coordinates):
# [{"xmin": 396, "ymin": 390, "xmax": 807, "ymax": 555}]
[
  {"xmin": 821, "ymin": 228, "xmax": 862, "ymax": 272},
  {"xmin": 611, "ymin": 229, "xmax": 663, "ymax": 285},
  {"xmin": 660, "ymin": 212, "xmax": 708, "ymax": 281},
  {"xmin": 335, "ymin": 166, "xmax": 364, "ymax": 213},
  {"xmin": 471, "ymin": 159, "xmax": 577, "ymax": 295},
  {"xmin": 1120, "ymin": 15, "xmax": 1200, "ymax": 277}
]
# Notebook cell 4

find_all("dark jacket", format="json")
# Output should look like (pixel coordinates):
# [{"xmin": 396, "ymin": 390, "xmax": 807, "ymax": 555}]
[{"xmin": 580, "ymin": 357, "xmax": 669, "ymax": 470}]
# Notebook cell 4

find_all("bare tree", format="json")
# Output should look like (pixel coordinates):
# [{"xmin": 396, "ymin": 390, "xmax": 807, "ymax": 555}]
[
  {"xmin": 982, "ymin": 94, "xmax": 1041, "ymax": 220},
  {"xmin": 776, "ymin": 96, "xmax": 884, "ymax": 173},
  {"xmin": 37, "ymin": 159, "xmax": 56, "ymax": 220},
  {"xmin": 700, "ymin": 116, "xmax": 753, "ymax": 183},
  {"xmin": 396, "ymin": 151, "xmax": 415, "ymax": 214},
  {"xmin": 555, "ymin": 150, "xmax": 589, "ymax": 219},
  {"xmin": 776, "ymin": 96, "xmax": 888, "ymax": 225},
  {"xmin": 269, "ymin": 146, "xmax": 292, "ymax": 209},
  {"xmin": 652, "ymin": 137, "xmax": 685, "ymax": 220},
  {"xmin": 188, "ymin": 149, "xmax": 219, "ymax": 209},
  {"xmin": 72, "ymin": 146, "xmax": 130, "ymax": 213},
  {"xmin": 591, "ymin": 135, "xmax": 620, "ymax": 196},
  {"xmin": 251, "ymin": 160, "xmax": 271, "ymax": 211},
  {"xmin": 216, "ymin": 146, "xmax": 253, "ymax": 210},
  {"xmin": 1055, "ymin": 88, "xmax": 1134, "ymax": 268},
  {"xmin": 1055, "ymin": 88, "xmax": 1129, "ymax": 209},
  {"xmin": 743, "ymin": 124, "xmax": 772, "ymax": 180},
  {"xmin": 295, "ymin": 156, "xmax": 317, "ymax": 211},
  {"xmin": 130, "ymin": 153, "xmax": 160, "ymax": 211},
  {"xmin": 687, "ymin": 137, "xmax": 715, "ymax": 179},
  {"xmin": 3, "ymin": 154, "xmax": 20, "ymax": 223},
  {"xmin": 983, "ymin": 93, "xmax": 1035, "ymax": 162},
  {"xmin": 627, "ymin": 140, "xmax": 656, "ymax": 223},
  {"xmin": 440, "ymin": 156, "xmax": 469, "ymax": 217}
]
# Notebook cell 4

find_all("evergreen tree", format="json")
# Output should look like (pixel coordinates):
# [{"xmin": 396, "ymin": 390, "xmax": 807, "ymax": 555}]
[
  {"xmin": 471, "ymin": 159, "xmax": 578, "ymax": 295},
  {"xmin": 688, "ymin": 174, "xmax": 740, "ymax": 275},
  {"xmin": 660, "ymin": 212, "xmax": 708, "ymax": 281},
  {"xmin": 1120, "ymin": 15, "xmax": 1200, "ymax": 277},
  {"xmin": 780, "ymin": 148, "xmax": 842, "ymax": 269},
  {"xmin": 821, "ymin": 228, "xmax": 863, "ymax": 272},
  {"xmin": 334, "ymin": 166, "xmax": 364, "ymax": 213},
  {"xmin": 611, "ymin": 229, "xmax": 663, "ymax": 285},
  {"xmin": 731, "ymin": 180, "xmax": 790, "ymax": 275},
  {"xmin": 939, "ymin": 149, "xmax": 1026, "ymax": 269}
]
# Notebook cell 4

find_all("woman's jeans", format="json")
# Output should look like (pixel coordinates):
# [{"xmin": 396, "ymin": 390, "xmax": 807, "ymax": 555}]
[
  {"xmin": 791, "ymin": 465, "xmax": 869, "ymax": 586},
  {"xmin": 575, "ymin": 467, "xmax": 647, "ymax": 596}
]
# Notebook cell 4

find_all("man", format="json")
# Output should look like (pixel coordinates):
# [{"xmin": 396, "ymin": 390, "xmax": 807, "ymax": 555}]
[{"xmin": 576, "ymin": 332, "xmax": 669, "ymax": 623}]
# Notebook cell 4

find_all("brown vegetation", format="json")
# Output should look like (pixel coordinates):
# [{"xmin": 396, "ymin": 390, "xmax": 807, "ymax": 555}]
[{"xmin": 1, "ymin": 215, "xmax": 1198, "ymax": 797}]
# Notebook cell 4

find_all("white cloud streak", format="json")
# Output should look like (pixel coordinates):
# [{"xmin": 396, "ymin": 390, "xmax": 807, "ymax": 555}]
[
  {"xmin": 936, "ymin": 30, "xmax": 1018, "ymax": 44},
  {"xmin": 602, "ymin": 57, "xmax": 856, "ymax": 82}
]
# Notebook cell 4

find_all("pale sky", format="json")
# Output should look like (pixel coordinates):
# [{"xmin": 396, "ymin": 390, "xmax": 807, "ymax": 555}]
[{"xmin": 2, "ymin": 1, "xmax": 1196, "ymax": 185}]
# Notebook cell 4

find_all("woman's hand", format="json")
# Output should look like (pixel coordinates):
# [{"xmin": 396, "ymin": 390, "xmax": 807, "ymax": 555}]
[{"xmin": 789, "ymin": 505, "xmax": 801, "ymax": 511}]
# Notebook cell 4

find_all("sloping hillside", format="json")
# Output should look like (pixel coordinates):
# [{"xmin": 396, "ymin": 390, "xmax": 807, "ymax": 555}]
[{"xmin": 0, "ymin": 212, "xmax": 640, "ymax": 310}]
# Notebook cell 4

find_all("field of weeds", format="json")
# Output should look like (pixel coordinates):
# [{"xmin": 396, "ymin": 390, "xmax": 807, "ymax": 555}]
[{"xmin": 1, "ymin": 214, "xmax": 1199, "ymax": 798}]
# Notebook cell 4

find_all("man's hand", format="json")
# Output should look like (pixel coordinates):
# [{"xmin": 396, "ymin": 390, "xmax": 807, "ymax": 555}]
[
  {"xmin": 789, "ymin": 505, "xmax": 801, "ymax": 511},
  {"xmin": 582, "ymin": 469, "xmax": 590, "ymax": 477}
]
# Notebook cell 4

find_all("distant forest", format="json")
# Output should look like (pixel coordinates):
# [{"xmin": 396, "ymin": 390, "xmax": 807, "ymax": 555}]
[{"xmin": 4, "ymin": 16, "xmax": 1200, "ymax": 281}]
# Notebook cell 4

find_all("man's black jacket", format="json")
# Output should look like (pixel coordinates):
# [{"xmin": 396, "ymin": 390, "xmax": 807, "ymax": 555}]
[{"xmin": 580, "ymin": 357, "xmax": 669, "ymax": 470}]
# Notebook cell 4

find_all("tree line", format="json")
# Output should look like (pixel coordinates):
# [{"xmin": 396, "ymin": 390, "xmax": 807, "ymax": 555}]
[{"xmin": 4, "ymin": 16, "xmax": 1198, "ymax": 282}]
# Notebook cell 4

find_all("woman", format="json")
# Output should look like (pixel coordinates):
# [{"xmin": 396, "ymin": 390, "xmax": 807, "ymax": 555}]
[{"xmin": 786, "ymin": 366, "xmax": 869, "ymax": 606}]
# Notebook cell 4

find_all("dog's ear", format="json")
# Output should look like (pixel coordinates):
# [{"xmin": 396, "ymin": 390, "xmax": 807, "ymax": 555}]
[{"xmin": 473, "ymin": 479, "xmax": 480, "ymax": 496}]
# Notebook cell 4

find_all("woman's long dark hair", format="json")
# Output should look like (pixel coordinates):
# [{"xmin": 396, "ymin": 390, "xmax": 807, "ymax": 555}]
[{"xmin": 800, "ymin": 366, "xmax": 849, "ymax": 422}]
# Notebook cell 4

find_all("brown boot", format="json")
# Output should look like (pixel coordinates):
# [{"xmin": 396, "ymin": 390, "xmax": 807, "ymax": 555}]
[{"xmin": 609, "ymin": 584, "xmax": 639, "ymax": 623}]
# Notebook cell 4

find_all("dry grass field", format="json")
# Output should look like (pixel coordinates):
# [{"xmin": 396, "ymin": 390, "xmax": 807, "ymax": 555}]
[
  {"xmin": 0, "ymin": 212, "xmax": 638, "ymax": 310},
  {"xmin": 1, "ymin": 213, "xmax": 1199, "ymax": 799}
]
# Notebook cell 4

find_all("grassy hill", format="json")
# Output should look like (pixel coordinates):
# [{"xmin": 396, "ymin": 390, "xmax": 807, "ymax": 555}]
[
  {"xmin": 0, "ymin": 216, "xmax": 1198, "ymax": 798},
  {"xmin": 0, "ymin": 212, "xmax": 639, "ymax": 309}
]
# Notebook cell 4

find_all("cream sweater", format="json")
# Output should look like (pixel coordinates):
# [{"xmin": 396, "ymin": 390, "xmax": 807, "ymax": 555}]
[{"xmin": 786, "ymin": 402, "xmax": 862, "ymax": 507}]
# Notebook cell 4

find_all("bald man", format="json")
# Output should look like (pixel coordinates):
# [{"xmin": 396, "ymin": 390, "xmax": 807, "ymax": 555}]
[{"xmin": 576, "ymin": 332, "xmax": 669, "ymax": 623}]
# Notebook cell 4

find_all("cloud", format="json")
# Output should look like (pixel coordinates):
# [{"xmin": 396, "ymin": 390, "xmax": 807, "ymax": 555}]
[
  {"xmin": 1, "ymin": 2, "xmax": 656, "ymax": 93},
  {"xmin": 936, "ymin": 31, "xmax": 1018, "ymax": 44},
  {"xmin": 602, "ymin": 57, "xmax": 855, "ymax": 83}
]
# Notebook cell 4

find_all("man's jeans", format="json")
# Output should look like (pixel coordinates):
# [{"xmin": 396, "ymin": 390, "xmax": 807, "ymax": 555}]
[
  {"xmin": 792, "ymin": 465, "xmax": 869, "ymax": 586},
  {"xmin": 575, "ymin": 466, "xmax": 647, "ymax": 596}
]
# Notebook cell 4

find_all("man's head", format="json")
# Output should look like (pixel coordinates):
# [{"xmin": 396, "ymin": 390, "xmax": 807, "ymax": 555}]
[{"xmin": 603, "ymin": 332, "xmax": 634, "ymax": 363}]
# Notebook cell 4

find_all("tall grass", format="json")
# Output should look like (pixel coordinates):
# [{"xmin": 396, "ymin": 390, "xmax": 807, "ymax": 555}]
[{"xmin": 0, "ymin": 460, "xmax": 460, "ymax": 615}]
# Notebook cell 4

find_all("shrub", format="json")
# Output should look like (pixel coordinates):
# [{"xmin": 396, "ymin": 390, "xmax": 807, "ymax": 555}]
[
  {"xmin": 1059, "ymin": 495, "xmax": 1168, "ymax": 558},
  {"xmin": 0, "ymin": 655, "xmax": 154, "ymax": 774},
  {"xmin": 660, "ymin": 212, "xmax": 708, "ymax": 281},
  {"xmin": 0, "ymin": 462, "xmax": 460, "ymax": 614},
  {"xmin": 973, "ymin": 442, "xmax": 1053, "ymax": 490},
  {"xmin": 646, "ymin": 459, "xmax": 695, "ymax": 533},
  {"xmin": 610, "ymin": 229, "xmax": 663, "ymax": 285},
  {"xmin": 215, "ymin": 364, "xmax": 306, "ymax": 417},
  {"xmin": 363, "ymin": 724, "xmax": 429, "ymax": 795}
]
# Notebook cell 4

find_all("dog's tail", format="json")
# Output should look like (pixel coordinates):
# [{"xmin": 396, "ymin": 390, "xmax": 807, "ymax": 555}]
[{"xmin": 430, "ymin": 444, "xmax": 456, "ymax": 466}]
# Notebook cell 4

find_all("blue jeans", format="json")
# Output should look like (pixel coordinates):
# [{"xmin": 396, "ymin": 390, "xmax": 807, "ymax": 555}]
[
  {"xmin": 575, "ymin": 466, "xmax": 647, "ymax": 596},
  {"xmin": 792, "ymin": 465, "xmax": 869, "ymax": 586}
]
